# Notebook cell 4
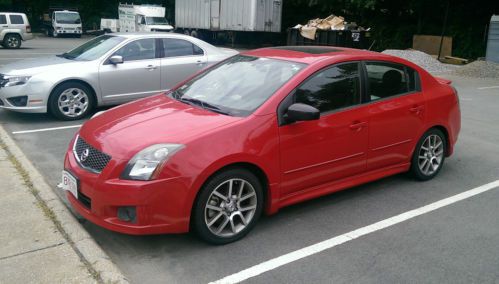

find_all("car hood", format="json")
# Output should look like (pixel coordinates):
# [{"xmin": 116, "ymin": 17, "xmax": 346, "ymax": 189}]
[
  {"xmin": 0, "ymin": 56, "xmax": 82, "ymax": 76},
  {"xmin": 79, "ymin": 94, "xmax": 242, "ymax": 160}
]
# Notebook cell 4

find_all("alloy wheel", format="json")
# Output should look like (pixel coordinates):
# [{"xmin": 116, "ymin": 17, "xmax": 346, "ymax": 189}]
[
  {"xmin": 58, "ymin": 88, "xmax": 89, "ymax": 118},
  {"xmin": 418, "ymin": 134, "xmax": 444, "ymax": 176},
  {"xmin": 204, "ymin": 178, "xmax": 258, "ymax": 238},
  {"xmin": 7, "ymin": 36, "xmax": 19, "ymax": 48}
]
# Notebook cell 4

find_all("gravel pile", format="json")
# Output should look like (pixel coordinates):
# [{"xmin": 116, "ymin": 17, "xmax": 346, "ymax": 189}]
[
  {"xmin": 452, "ymin": 60, "xmax": 499, "ymax": 79},
  {"xmin": 382, "ymin": 49, "xmax": 455, "ymax": 74}
]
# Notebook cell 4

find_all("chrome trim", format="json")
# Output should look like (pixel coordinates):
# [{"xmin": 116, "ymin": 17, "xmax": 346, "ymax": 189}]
[{"xmin": 72, "ymin": 135, "xmax": 101, "ymax": 174}]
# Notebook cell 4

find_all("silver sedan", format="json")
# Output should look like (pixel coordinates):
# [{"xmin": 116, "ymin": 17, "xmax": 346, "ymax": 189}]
[{"xmin": 0, "ymin": 33, "xmax": 238, "ymax": 120}]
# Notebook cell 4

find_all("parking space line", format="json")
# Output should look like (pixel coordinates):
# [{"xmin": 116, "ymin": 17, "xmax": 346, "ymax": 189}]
[
  {"xmin": 12, "ymin": 125, "xmax": 82, "ymax": 135},
  {"xmin": 210, "ymin": 180, "xmax": 499, "ymax": 284},
  {"xmin": 477, "ymin": 86, "xmax": 499, "ymax": 90}
]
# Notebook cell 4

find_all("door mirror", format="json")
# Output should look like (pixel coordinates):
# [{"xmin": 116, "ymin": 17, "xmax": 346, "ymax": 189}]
[
  {"xmin": 286, "ymin": 103, "xmax": 320, "ymax": 123},
  {"xmin": 109, "ymin": 55, "xmax": 123, "ymax": 65}
]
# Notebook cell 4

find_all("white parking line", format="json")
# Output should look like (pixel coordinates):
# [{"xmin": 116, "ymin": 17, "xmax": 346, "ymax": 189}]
[
  {"xmin": 210, "ymin": 180, "xmax": 499, "ymax": 284},
  {"xmin": 0, "ymin": 58, "xmax": 39, "ymax": 60},
  {"xmin": 477, "ymin": 86, "xmax": 499, "ymax": 90},
  {"xmin": 12, "ymin": 125, "xmax": 82, "ymax": 135}
]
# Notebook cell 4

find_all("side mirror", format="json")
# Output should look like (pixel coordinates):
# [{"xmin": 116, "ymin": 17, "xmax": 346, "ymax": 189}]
[
  {"xmin": 109, "ymin": 55, "xmax": 123, "ymax": 65},
  {"xmin": 286, "ymin": 103, "xmax": 320, "ymax": 123}
]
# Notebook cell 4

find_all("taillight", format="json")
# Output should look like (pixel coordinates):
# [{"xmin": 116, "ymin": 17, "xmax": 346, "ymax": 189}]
[
  {"xmin": 451, "ymin": 85, "xmax": 460, "ymax": 107},
  {"xmin": 26, "ymin": 25, "xmax": 31, "ymax": 33}
]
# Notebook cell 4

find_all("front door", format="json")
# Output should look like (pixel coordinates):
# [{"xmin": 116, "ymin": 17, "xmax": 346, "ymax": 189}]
[
  {"xmin": 364, "ymin": 61, "xmax": 426, "ymax": 170},
  {"xmin": 279, "ymin": 62, "xmax": 369, "ymax": 196},
  {"xmin": 99, "ymin": 38, "xmax": 162, "ymax": 104}
]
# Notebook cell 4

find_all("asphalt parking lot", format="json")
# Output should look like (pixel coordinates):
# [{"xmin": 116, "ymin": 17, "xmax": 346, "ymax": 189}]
[{"xmin": 1, "ymin": 36, "xmax": 499, "ymax": 283}]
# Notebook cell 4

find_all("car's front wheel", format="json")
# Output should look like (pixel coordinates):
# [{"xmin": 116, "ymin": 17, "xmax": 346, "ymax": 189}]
[
  {"xmin": 3, "ymin": 34, "xmax": 21, "ymax": 49},
  {"xmin": 49, "ymin": 82, "xmax": 95, "ymax": 121},
  {"xmin": 192, "ymin": 168, "xmax": 263, "ymax": 244},
  {"xmin": 411, "ymin": 128, "xmax": 447, "ymax": 181}
]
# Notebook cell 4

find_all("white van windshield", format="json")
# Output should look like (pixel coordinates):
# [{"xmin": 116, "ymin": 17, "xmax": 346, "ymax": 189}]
[{"xmin": 55, "ymin": 12, "xmax": 81, "ymax": 24}]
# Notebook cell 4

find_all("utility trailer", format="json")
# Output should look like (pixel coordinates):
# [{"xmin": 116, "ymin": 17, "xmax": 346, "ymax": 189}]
[{"xmin": 175, "ymin": 0, "xmax": 282, "ymax": 44}]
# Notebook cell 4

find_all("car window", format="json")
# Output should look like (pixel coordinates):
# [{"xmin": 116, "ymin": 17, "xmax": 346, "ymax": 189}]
[
  {"xmin": 9, "ymin": 15, "xmax": 24, "ymax": 25},
  {"xmin": 295, "ymin": 63, "xmax": 361, "ymax": 114},
  {"xmin": 163, "ymin": 38, "xmax": 204, "ymax": 57},
  {"xmin": 365, "ymin": 62, "xmax": 418, "ymax": 101},
  {"xmin": 0, "ymin": 15, "xmax": 6, "ymax": 25},
  {"xmin": 114, "ymin": 39, "xmax": 156, "ymax": 62}
]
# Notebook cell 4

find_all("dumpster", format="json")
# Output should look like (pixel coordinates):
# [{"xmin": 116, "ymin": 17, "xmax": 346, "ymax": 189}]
[
  {"xmin": 486, "ymin": 15, "xmax": 499, "ymax": 63},
  {"xmin": 287, "ymin": 28, "xmax": 371, "ymax": 49}
]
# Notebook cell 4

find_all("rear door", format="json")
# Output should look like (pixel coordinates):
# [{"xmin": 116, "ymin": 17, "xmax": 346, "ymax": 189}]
[
  {"xmin": 279, "ymin": 62, "xmax": 369, "ymax": 196},
  {"xmin": 159, "ymin": 38, "xmax": 207, "ymax": 90},
  {"xmin": 99, "ymin": 38, "xmax": 162, "ymax": 104},
  {"xmin": 364, "ymin": 61, "xmax": 425, "ymax": 171}
]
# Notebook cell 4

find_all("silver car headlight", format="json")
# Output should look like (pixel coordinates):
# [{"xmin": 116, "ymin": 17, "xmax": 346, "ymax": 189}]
[
  {"xmin": 1, "ymin": 75, "xmax": 31, "ymax": 87},
  {"xmin": 121, "ymin": 144, "xmax": 184, "ymax": 181}
]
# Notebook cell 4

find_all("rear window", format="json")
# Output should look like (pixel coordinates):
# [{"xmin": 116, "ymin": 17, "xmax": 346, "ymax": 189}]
[
  {"xmin": 9, "ymin": 15, "xmax": 24, "ymax": 25},
  {"xmin": 0, "ymin": 15, "xmax": 7, "ymax": 25},
  {"xmin": 162, "ymin": 38, "xmax": 204, "ymax": 57}
]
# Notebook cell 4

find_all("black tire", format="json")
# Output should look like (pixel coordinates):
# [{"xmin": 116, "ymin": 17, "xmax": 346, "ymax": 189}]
[
  {"xmin": 48, "ymin": 82, "xmax": 95, "ymax": 121},
  {"xmin": 410, "ymin": 128, "xmax": 447, "ymax": 181},
  {"xmin": 192, "ymin": 168, "xmax": 264, "ymax": 245},
  {"xmin": 3, "ymin": 34, "xmax": 21, "ymax": 49}
]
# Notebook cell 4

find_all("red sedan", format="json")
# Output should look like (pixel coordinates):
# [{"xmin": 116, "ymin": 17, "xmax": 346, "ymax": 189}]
[{"xmin": 62, "ymin": 46, "xmax": 461, "ymax": 244}]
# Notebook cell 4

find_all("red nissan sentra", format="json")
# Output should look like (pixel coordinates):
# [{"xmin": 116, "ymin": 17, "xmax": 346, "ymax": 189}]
[{"xmin": 63, "ymin": 46, "xmax": 461, "ymax": 244}]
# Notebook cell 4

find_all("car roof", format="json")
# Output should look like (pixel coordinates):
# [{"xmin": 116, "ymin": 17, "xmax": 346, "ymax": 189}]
[
  {"xmin": 242, "ymin": 46, "xmax": 397, "ymax": 65},
  {"xmin": 109, "ymin": 32, "xmax": 192, "ymax": 39}
]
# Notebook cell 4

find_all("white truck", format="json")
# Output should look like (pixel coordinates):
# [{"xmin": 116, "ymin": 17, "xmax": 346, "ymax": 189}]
[
  {"xmin": 175, "ymin": 0, "xmax": 282, "ymax": 43},
  {"xmin": 43, "ymin": 8, "xmax": 82, "ymax": 38},
  {"xmin": 118, "ymin": 3, "xmax": 174, "ymax": 32}
]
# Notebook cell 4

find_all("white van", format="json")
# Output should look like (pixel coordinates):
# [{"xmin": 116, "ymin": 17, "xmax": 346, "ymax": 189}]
[{"xmin": 0, "ymin": 12, "xmax": 33, "ymax": 49}]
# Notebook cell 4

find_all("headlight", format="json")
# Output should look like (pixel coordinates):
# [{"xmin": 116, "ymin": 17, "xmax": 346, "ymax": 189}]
[
  {"xmin": 0, "ymin": 75, "xmax": 31, "ymax": 87},
  {"xmin": 56, "ymin": 26, "xmax": 62, "ymax": 30},
  {"xmin": 121, "ymin": 144, "xmax": 184, "ymax": 181}
]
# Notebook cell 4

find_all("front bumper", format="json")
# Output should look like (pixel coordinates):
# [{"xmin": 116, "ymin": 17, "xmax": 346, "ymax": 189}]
[
  {"xmin": 0, "ymin": 82, "xmax": 49, "ymax": 113},
  {"xmin": 64, "ymin": 147, "xmax": 192, "ymax": 235},
  {"xmin": 55, "ymin": 29, "xmax": 82, "ymax": 35}
]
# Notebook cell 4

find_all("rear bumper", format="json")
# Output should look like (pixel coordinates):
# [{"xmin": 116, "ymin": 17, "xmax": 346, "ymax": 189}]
[{"xmin": 22, "ymin": 32, "xmax": 34, "ymax": 41}]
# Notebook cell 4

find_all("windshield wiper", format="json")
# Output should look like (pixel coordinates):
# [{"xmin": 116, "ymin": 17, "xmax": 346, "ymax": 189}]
[
  {"xmin": 180, "ymin": 97, "xmax": 230, "ymax": 115},
  {"xmin": 56, "ymin": 53, "xmax": 76, "ymax": 60}
]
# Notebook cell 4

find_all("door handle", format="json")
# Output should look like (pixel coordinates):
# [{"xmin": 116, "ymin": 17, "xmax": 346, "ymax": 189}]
[
  {"xmin": 410, "ymin": 105, "xmax": 424, "ymax": 114},
  {"xmin": 349, "ymin": 121, "xmax": 367, "ymax": 131},
  {"xmin": 196, "ymin": 60, "xmax": 206, "ymax": 66},
  {"xmin": 145, "ymin": 65, "xmax": 157, "ymax": 70}
]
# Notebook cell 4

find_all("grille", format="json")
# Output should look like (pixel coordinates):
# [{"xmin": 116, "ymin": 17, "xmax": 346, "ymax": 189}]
[{"xmin": 73, "ymin": 136, "xmax": 111, "ymax": 174}]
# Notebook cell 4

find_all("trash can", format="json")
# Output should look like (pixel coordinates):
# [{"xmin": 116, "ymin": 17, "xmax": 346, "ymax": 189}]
[
  {"xmin": 486, "ymin": 15, "xmax": 499, "ymax": 63},
  {"xmin": 287, "ymin": 28, "xmax": 371, "ymax": 49}
]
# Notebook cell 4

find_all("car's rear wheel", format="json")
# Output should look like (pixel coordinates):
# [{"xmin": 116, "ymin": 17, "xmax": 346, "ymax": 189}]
[
  {"xmin": 411, "ymin": 128, "xmax": 447, "ymax": 181},
  {"xmin": 192, "ymin": 168, "xmax": 263, "ymax": 244},
  {"xmin": 3, "ymin": 34, "xmax": 21, "ymax": 49},
  {"xmin": 49, "ymin": 82, "xmax": 95, "ymax": 121}
]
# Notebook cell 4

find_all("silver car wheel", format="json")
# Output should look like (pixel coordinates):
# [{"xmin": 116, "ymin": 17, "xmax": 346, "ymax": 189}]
[
  {"xmin": 58, "ymin": 88, "xmax": 89, "ymax": 118},
  {"xmin": 7, "ymin": 36, "xmax": 19, "ymax": 48},
  {"xmin": 418, "ymin": 134, "xmax": 444, "ymax": 176},
  {"xmin": 204, "ymin": 178, "xmax": 258, "ymax": 238}
]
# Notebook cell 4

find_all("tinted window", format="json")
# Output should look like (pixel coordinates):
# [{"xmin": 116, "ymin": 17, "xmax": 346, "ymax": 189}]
[
  {"xmin": 9, "ymin": 15, "xmax": 24, "ymax": 25},
  {"xmin": 295, "ymin": 63, "xmax": 361, "ymax": 113},
  {"xmin": 0, "ymin": 15, "xmax": 7, "ymax": 25},
  {"xmin": 163, "ymin": 38, "xmax": 204, "ymax": 57},
  {"xmin": 366, "ymin": 62, "xmax": 418, "ymax": 101},
  {"xmin": 114, "ymin": 39, "xmax": 156, "ymax": 61}
]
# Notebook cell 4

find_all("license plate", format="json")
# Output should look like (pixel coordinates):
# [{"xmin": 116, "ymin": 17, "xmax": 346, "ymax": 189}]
[{"xmin": 61, "ymin": 171, "xmax": 78, "ymax": 199}]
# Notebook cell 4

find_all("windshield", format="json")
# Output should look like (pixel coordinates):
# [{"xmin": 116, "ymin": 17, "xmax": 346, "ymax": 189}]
[
  {"xmin": 55, "ymin": 12, "xmax": 81, "ymax": 24},
  {"xmin": 169, "ymin": 55, "xmax": 305, "ymax": 116},
  {"xmin": 60, "ymin": 35, "xmax": 125, "ymax": 61},
  {"xmin": 146, "ymin": 17, "xmax": 169, "ymax": 25}
]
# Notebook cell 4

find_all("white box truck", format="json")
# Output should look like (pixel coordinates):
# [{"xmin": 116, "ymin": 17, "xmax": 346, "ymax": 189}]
[
  {"xmin": 43, "ymin": 8, "xmax": 82, "ymax": 38},
  {"xmin": 118, "ymin": 3, "xmax": 174, "ymax": 32},
  {"xmin": 175, "ymin": 0, "xmax": 282, "ymax": 42}
]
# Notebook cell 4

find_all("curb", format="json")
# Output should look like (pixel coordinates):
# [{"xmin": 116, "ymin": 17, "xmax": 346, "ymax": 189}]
[{"xmin": 0, "ymin": 125, "xmax": 129, "ymax": 284}]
